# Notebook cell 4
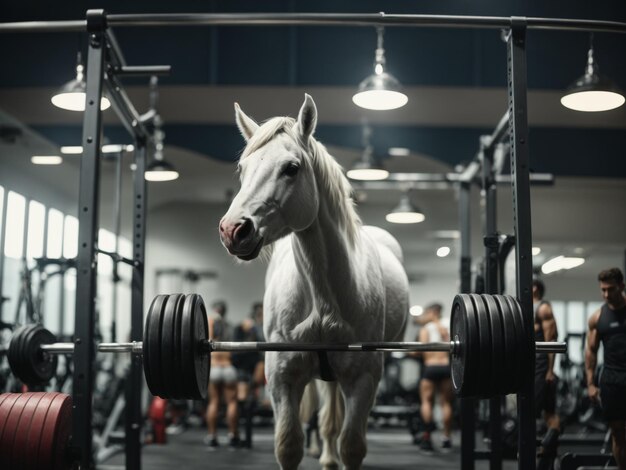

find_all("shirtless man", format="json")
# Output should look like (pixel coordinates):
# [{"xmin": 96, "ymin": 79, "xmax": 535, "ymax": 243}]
[
  {"xmin": 415, "ymin": 303, "xmax": 454, "ymax": 452},
  {"xmin": 533, "ymin": 279, "xmax": 560, "ymax": 443},
  {"xmin": 586, "ymin": 268, "xmax": 626, "ymax": 470}
]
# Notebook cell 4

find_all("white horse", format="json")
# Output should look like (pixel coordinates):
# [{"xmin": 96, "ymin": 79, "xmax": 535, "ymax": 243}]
[{"xmin": 219, "ymin": 95, "xmax": 409, "ymax": 470}]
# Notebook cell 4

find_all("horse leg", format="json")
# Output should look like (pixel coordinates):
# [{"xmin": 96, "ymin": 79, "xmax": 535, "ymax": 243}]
[
  {"xmin": 339, "ymin": 368, "xmax": 381, "ymax": 470},
  {"xmin": 318, "ymin": 381, "xmax": 343, "ymax": 469},
  {"xmin": 269, "ymin": 378, "xmax": 307, "ymax": 470}
]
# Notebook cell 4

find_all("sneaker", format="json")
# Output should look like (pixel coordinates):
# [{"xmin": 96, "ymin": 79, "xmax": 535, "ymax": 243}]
[
  {"xmin": 228, "ymin": 435, "xmax": 240, "ymax": 451},
  {"xmin": 204, "ymin": 436, "xmax": 219, "ymax": 451},
  {"xmin": 412, "ymin": 433, "xmax": 422, "ymax": 446},
  {"xmin": 420, "ymin": 438, "xmax": 434, "ymax": 453},
  {"xmin": 441, "ymin": 438, "xmax": 452, "ymax": 451}
]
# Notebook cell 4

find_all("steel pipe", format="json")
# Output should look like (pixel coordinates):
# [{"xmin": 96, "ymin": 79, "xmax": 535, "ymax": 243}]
[{"xmin": 0, "ymin": 14, "xmax": 625, "ymax": 34}]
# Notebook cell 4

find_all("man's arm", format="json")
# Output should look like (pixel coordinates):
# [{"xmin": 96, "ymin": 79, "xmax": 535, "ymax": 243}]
[
  {"xmin": 539, "ymin": 302, "xmax": 558, "ymax": 381},
  {"xmin": 585, "ymin": 310, "xmax": 601, "ymax": 400}
]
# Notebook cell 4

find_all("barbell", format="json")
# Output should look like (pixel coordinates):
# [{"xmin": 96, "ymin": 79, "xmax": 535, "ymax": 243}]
[{"xmin": 5, "ymin": 293, "xmax": 566, "ymax": 400}]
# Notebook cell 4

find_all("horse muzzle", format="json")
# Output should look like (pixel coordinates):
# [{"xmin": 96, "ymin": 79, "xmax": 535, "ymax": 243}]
[{"xmin": 219, "ymin": 217, "xmax": 264, "ymax": 260}]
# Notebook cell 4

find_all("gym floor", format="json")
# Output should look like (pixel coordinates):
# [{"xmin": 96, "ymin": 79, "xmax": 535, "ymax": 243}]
[{"xmin": 103, "ymin": 428, "xmax": 520, "ymax": 470}]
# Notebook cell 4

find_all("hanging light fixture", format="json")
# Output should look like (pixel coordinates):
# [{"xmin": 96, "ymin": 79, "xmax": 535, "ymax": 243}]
[
  {"xmin": 561, "ymin": 34, "xmax": 625, "ymax": 112},
  {"xmin": 352, "ymin": 27, "xmax": 408, "ymax": 111},
  {"xmin": 385, "ymin": 193, "xmax": 425, "ymax": 224},
  {"xmin": 346, "ymin": 123, "xmax": 389, "ymax": 181},
  {"xmin": 144, "ymin": 115, "xmax": 179, "ymax": 182},
  {"xmin": 346, "ymin": 145, "xmax": 389, "ymax": 181},
  {"xmin": 51, "ymin": 52, "xmax": 111, "ymax": 111}
]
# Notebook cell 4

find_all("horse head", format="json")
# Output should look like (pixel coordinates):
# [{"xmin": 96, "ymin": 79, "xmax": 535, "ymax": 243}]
[{"xmin": 219, "ymin": 94, "xmax": 320, "ymax": 260}]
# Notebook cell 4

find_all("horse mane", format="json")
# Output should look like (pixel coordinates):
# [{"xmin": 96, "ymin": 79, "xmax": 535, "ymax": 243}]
[{"xmin": 240, "ymin": 116, "xmax": 361, "ymax": 246}]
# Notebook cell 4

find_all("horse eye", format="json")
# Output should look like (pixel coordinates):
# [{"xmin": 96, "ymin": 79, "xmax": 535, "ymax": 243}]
[{"xmin": 283, "ymin": 163, "xmax": 300, "ymax": 177}]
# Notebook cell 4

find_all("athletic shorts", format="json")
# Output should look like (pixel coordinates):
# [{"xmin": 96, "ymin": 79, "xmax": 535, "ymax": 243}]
[
  {"xmin": 422, "ymin": 365, "xmax": 450, "ymax": 383},
  {"xmin": 599, "ymin": 367, "xmax": 626, "ymax": 421},
  {"xmin": 209, "ymin": 365, "xmax": 237, "ymax": 384},
  {"xmin": 534, "ymin": 371, "xmax": 557, "ymax": 417},
  {"xmin": 236, "ymin": 368, "xmax": 253, "ymax": 383}
]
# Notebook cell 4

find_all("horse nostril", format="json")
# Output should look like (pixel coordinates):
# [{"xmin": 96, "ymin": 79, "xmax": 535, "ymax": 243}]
[{"xmin": 235, "ymin": 219, "xmax": 253, "ymax": 241}]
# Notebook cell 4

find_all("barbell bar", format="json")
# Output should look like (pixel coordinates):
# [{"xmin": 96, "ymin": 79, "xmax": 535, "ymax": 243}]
[
  {"xmin": 6, "ymin": 292, "xmax": 567, "ymax": 400},
  {"xmin": 33, "ymin": 339, "xmax": 564, "ymax": 355}
]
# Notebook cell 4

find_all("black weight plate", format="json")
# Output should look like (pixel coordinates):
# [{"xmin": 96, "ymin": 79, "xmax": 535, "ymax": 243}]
[
  {"xmin": 180, "ymin": 294, "xmax": 199, "ymax": 399},
  {"xmin": 450, "ymin": 294, "xmax": 479, "ymax": 397},
  {"xmin": 160, "ymin": 295, "xmax": 180, "ymax": 399},
  {"xmin": 481, "ymin": 294, "xmax": 505, "ymax": 397},
  {"xmin": 29, "ymin": 328, "xmax": 58, "ymax": 385},
  {"xmin": 503, "ymin": 295, "xmax": 526, "ymax": 393},
  {"xmin": 469, "ymin": 294, "xmax": 491, "ymax": 398},
  {"xmin": 171, "ymin": 294, "xmax": 185, "ymax": 399},
  {"xmin": 493, "ymin": 295, "xmax": 518, "ymax": 395},
  {"xmin": 20, "ymin": 325, "xmax": 42, "ymax": 386},
  {"xmin": 450, "ymin": 297, "xmax": 468, "ymax": 395},
  {"xmin": 8, "ymin": 325, "xmax": 29, "ymax": 384},
  {"xmin": 192, "ymin": 295, "xmax": 209, "ymax": 400},
  {"xmin": 144, "ymin": 295, "xmax": 168, "ymax": 397},
  {"xmin": 509, "ymin": 296, "xmax": 535, "ymax": 390}
]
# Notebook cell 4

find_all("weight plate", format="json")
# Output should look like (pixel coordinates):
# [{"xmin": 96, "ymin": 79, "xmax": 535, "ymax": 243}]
[
  {"xmin": 172, "ymin": 293, "xmax": 185, "ymax": 399},
  {"xmin": 161, "ymin": 294, "xmax": 182, "ymax": 399},
  {"xmin": 0, "ymin": 394, "xmax": 21, "ymax": 462},
  {"xmin": 144, "ymin": 295, "xmax": 169, "ymax": 397},
  {"xmin": 24, "ymin": 393, "xmax": 56, "ymax": 470},
  {"xmin": 21, "ymin": 325, "xmax": 44, "ymax": 386},
  {"xmin": 503, "ymin": 295, "xmax": 526, "ymax": 393},
  {"xmin": 509, "ymin": 296, "xmax": 535, "ymax": 391},
  {"xmin": 481, "ymin": 294, "xmax": 505, "ymax": 397},
  {"xmin": 7, "ymin": 325, "xmax": 29, "ymax": 385},
  {"xmin": 469, "ymin": 294, "xmax": 491, "ymax": 398},
  {"xmin": 50, "ymin": 394, "xmax": 72, "ymax": 470},
  {"xmin": 192, "ymin": 295, "xmax": 209, "ymax": 400},
  {"xmin": 0, "ymin": 393, "xmax": 31, "ymax": 466},
  {"xmin": 12, "ymin": 392, "xmax": 44, "ymax": 468},
  {"xmin": 29, "ymin": 328, "xmax": 58, "ymax": 385},
  {"xmin": 180, "ymin": 294, "xmax": 196, "ymax": 399},
  {"xmin": 37, "ymin": 393, "xmax": 72, "ymax": 470},
  {"xmin": 493, "ymin": 295, "xmax": 518, "ymax": 395},
  {"xmin": 450, "ymin": 294, "xmax": 479, "ymax": 397}
]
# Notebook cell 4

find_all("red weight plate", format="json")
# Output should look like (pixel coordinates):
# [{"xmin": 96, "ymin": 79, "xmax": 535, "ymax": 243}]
[
  {"xmin": 0, "ymin": 393, "xmax": 32, "ymax": 467},
  {"xmin": 51, "ymin": 394, "xmax": 72, "ymax": 470},
  {"xmin": 36, "ymin": 393, "xmax": 72, "ymax": 470},
  {"xmin": 24, "ymin": 392, "xmax": 56, "ymax": 470},
  {"xmin": 12, "ymin": 392, "xmax": 45, "ymax": 469}
]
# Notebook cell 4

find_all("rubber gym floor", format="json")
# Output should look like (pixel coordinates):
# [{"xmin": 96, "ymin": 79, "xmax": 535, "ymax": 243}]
[{"xmin": 102, "ymin": 428, "xmax": 523, "ymax": 470}]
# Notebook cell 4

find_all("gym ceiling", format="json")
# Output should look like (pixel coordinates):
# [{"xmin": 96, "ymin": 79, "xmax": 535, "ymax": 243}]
[{"xmin": 1, "ymin": 0, "xmax": 626, "ymax": 179}]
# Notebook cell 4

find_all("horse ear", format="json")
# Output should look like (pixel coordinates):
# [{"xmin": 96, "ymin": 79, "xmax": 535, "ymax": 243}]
[
  {"xmin": 296, "ymin": 94, "xmax": 317, "ymax": 141},
  {"xmin": 234, "ymin": 102, "xmax": 259, "ymax": 141}
]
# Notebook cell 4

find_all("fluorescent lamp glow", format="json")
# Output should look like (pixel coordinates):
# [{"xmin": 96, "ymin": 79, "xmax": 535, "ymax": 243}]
[
  {"xmin": 410, "ymin": 305, "xmax": 424, "ymax": 316},
  {"xmin": 31, "ymin": 156, "xmax": 62, "ymax": 165},
  {"xmin": 60, "ymin": 146, "xmax": 83, "ymax": 154},
  {"xmin": 436, "ymin": 246, "xmax": 451, "ymax": 258},
  {"xmin": 346, "ymin": 168, "xmax": 389, "ymax": 181},
  {"xmin": 532, "ymin": 247, "xmax": 541, "ymax": 256},
  {"xmin": 388, "ymin": 147, "xmax": 411, "ymax": 157},
  {"xmin": 561, "ymin": 90, "xmax": 624, "ymax": 112},
  {"xmin": 541, "ymin": 256, "xmax": 585, "ymax": 274}
]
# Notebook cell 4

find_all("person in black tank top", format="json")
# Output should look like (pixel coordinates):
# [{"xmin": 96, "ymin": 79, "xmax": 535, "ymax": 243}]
[
  {"xmin": 532, "ymin": 279, "xmax": 561, "ymax": 438},
  {"xmin": 586, "ymin": 268, "xmax": 626, "ymax": 470}
]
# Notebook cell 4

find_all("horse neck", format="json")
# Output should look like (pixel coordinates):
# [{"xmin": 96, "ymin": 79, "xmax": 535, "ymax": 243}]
[{"xmin": 291, "ymin": 192, "xmax": 358, "ymax": 323}]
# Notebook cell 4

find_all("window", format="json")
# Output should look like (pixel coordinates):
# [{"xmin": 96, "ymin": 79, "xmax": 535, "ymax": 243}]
[
  {"xmin": 47, "ymin": 209, "xmax": 64, "ymax": 258},
  {"xmin": 63, "ymin": 215, "xmax": 78, "ymax": 259},
  {"xmin": 26, "ymin": 200, "xmax": 46, "ymax": 259},
  {"xmin": 4, "ymin": 191, "xmax": 26, "ymax": 259}
]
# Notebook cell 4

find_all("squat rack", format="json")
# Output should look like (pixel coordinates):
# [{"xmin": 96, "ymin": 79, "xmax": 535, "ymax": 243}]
[{"xmin": 2, "ymin": 10, "xmax": 625, "ymax": 470}]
